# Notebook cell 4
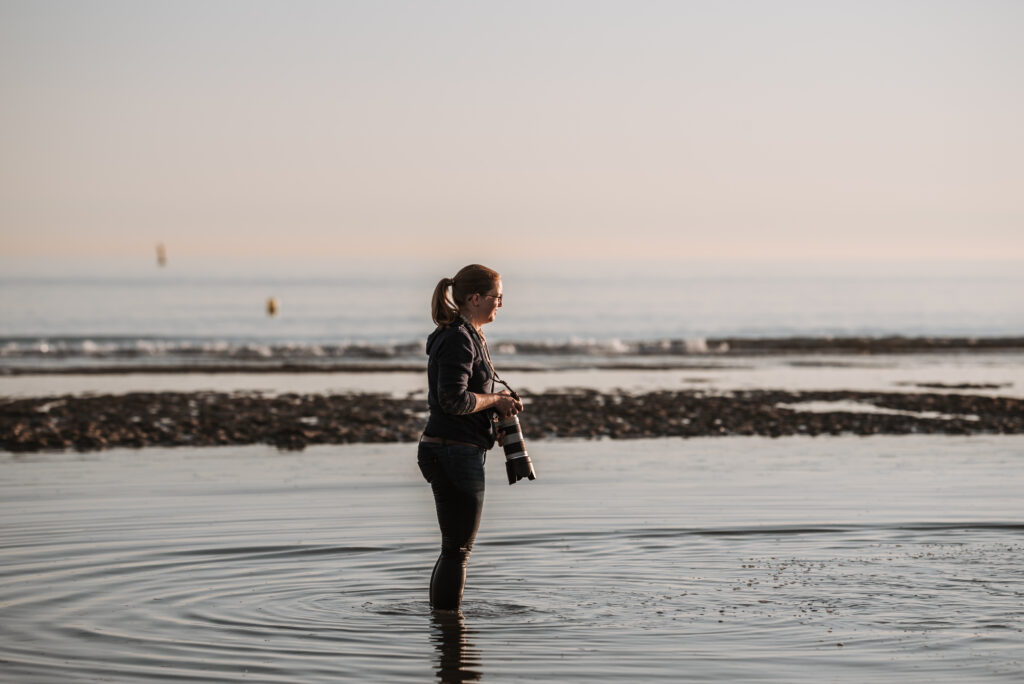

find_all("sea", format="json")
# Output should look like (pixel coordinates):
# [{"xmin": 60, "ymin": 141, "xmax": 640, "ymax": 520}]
[
  {"xmin": 1, "ymin": 256, "xmax": 1023, "ymax": 681},
  {"xmin": 2, "ymin": 257, "xmax": 1024, "ymax": 366}
]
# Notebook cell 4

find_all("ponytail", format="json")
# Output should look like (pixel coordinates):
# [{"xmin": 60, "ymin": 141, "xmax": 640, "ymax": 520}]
[
  {"xmin": 430, "ymin": 264, "xmax": 501, "ymax": 327},
  {"xmin": 431, "ymin": 277, "xmax": 459, "ymax": 327}
]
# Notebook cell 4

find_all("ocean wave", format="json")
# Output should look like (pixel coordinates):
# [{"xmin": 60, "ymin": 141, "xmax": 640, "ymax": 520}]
[
  {"xmin": 0, "ymin": 336, "xmax": 421, "ymax": 362},
  {"xmin": 1, "ymin": 335, "xmax": 1022, "ymax": 372}
]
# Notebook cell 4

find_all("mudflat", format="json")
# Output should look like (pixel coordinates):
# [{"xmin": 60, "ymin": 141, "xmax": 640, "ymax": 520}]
[{"xmin": 3, "ymin": 388, "xmax": 1022, "ymax": 452}]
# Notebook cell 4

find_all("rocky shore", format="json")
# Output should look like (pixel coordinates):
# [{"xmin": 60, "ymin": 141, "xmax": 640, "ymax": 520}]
[{"xmin": 3, "ymin": 389, "xmax": 1022, "ymax": 453}]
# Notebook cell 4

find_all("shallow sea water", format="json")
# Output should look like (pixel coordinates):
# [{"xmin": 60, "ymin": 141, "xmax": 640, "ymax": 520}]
[
  {"xmin": 1, "ymin": 436, "xmax": 1022, "ymax": 682},
  {"xmin": 2, "ymin": 351, "xmax": 1022, "ymax": 400}
]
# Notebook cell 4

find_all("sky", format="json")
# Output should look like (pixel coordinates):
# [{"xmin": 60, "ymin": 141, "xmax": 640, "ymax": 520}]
[{"xmin": 1, "ymin": 0, "xmax": 1022, "ymax": 264}]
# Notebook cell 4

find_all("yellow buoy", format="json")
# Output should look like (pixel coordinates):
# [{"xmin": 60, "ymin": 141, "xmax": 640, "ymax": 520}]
[{"xmin": 266, "ymin": 297, "xmax": 279, "ymax": 316}]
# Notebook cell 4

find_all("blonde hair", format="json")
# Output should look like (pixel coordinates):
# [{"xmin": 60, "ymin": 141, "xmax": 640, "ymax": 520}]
[{"xmin": 431, "ymin": 264, "xmax": 501, "ymax": 327}]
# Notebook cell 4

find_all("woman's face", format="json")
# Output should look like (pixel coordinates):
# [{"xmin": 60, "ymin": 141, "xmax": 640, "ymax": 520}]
[{"xmin": 468, "ymin": 279, "xmax": 503, "ymax": 326}]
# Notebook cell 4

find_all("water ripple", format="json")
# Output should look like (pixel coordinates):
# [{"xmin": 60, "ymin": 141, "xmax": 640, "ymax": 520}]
[{"xmin": 2, "ymin": 438, "xmax": 1023, "ymax": 681}]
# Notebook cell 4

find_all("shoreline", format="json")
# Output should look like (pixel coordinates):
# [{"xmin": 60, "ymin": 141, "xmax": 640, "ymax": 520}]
[
  {"xmin": 0, "ymin": 361, "xmax": 754, "ymax": 375},
  {"xmin": 3, "ymin": 336, "xmax": 1024, "ymax": 376},
  {"xmin": 3, "ymin": 388, "xmax": 1022, "ymax": 453}
]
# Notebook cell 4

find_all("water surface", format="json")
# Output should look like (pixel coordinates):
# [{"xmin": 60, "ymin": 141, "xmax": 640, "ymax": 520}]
[
  {"xmin": 3, "ymin": 258, "xmax": 1022, "ymax": 347},
  {"xmin": 2, "ymin": 436, "xmax": 1022, "ymax": 681},
  {"xmin": 2, "ymin": 351, "xmax": 1022, "ymax": 400}
]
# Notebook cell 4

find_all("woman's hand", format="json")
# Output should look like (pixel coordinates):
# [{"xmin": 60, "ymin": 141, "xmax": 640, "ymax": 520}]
[
  {"xmin": 493, "ymin": 390, "xmax": 524, "ymax": 418},
  {"xmin": 469, "ymin": 390, "xmax": 524, "ymax": 416}
]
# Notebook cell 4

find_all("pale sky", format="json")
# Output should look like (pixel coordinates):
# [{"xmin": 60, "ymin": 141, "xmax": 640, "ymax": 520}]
[{"xmin": 1, "ymin": 0, "xmax": 1021, "ymax": 263}]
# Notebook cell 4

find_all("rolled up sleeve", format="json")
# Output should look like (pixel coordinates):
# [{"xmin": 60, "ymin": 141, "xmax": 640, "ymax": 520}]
[{"xmin": 436, "ymin": 332, "xmax": 478, "ymax": 415}]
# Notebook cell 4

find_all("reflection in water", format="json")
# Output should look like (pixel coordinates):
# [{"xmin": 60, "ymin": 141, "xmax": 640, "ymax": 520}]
[{"xmin": 430, "ymin": 611, "xmax": 482, "ymax": 682}]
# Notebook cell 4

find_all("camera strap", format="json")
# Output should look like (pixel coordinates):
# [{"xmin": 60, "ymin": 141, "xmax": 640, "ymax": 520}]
[{"xmin": 460, "ymin": 316, "xmax": 518, "ymax": 400}]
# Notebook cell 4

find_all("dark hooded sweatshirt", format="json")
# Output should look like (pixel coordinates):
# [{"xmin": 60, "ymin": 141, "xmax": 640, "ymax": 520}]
[{"xmin": 423, "ymin": 319, "xmax": 496, "ymax": 449}]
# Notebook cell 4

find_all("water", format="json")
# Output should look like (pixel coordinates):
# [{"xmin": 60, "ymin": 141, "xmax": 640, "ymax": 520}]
[
  {"xmin": 3, "ymin": 351, "xmax": 1024, "ymax": 402},
  {"xmin": 2, "ymin": 258, "xmax": 1023, "ymax": 371},
  {"xmin": 2, "ymin": 437, "xmax": 1022, "ymax": 681},
  {"xmin": 2, "ymin": 258, "xmax": 1022, "ymax": 680}
]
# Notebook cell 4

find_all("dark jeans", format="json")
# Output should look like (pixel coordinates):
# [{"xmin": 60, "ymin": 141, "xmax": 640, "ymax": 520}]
[{"xmin": 417, "ymin": 442, "xmax": 486, "ymax": 611}]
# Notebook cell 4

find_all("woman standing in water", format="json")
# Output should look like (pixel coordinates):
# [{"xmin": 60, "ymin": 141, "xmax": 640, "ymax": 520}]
[{"xmin": 418, "ymin": 264, "xmax": 523, "ymax": 611}]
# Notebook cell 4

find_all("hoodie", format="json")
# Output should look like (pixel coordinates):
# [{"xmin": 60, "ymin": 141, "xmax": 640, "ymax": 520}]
[{"xmin": 423, "ymin": 319, "xmax": 496, "ymax": 449}]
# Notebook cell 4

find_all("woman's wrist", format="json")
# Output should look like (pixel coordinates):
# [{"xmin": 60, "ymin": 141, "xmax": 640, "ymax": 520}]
[
  {"xmin": 469, "ymin": 392, "xmax": 498, "ymax": 412},
  {"xmin": 469, "ymin": 392, "xmax": 514, "ymax": 412}
]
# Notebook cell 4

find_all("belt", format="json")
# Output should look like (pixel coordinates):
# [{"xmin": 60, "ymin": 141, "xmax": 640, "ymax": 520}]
[{"xmin": 419, "ymin": 434, "xmax": 481, "ymax": 449}]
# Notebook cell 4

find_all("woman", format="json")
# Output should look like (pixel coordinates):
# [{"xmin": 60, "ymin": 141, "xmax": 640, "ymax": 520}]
[{"xmin": 418, "ymin": 264, "xmax": 523, "ymax": 611}]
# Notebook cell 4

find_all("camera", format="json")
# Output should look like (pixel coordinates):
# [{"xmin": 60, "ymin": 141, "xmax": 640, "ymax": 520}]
[{"xmin": 496, "ymin": 402, "xmax": 537, "ymax": 485}]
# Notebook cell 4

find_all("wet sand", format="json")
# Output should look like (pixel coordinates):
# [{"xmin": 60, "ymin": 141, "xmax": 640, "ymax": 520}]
[
  {"xmin": 3, "ymin": 388, "xmax": 1022, "ymax": 452},
  {"xmin": 4, "ymin": 351, "xmax": 1023, "ymax": 401}
]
